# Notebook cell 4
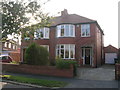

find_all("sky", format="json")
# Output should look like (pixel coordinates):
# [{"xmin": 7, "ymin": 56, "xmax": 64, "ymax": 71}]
[{"xmin": 41, "ymin": 0, "xmax": 119, "ymax": 48}]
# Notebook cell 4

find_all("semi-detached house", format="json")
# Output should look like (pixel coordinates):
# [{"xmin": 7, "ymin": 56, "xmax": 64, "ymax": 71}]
[{"xmin": 21, "ymin": 9, "xmax": 104, "ymax": 68}]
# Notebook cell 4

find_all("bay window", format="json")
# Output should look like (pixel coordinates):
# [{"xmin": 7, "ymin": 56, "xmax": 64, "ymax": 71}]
[
  {"xmin": 57, "ymin": 24, "xmax": 75, "ymax": 37},
  {"xmin": 81, "ymin": 24, "xmax": 90, "ymax": 37},
  {"xmin": 56, "ymin": 44, "xmax": 75, "ymax": 59},
  {"xmin": 34, "ymin": 27, "xmax": 49, "ymax": 39}
]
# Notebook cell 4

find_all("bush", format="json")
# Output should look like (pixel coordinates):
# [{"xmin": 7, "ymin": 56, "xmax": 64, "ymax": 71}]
[
  {"xmin": 25, "ymin": 43, "xmax": 49, "ymax": 65},
  {"xmin": 50, "ymin": 60, "xmax": 56, "ymax": 66},
  {"xmin": 56, "ymin": 58, "xmax": 77, "ymax": 76},
  {"xmin": 56, "ymin": 58, "xmax": 77, "ymax": 69}
]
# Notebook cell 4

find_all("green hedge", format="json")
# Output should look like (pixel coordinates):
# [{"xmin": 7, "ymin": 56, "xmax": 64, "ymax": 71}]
[
  {"xmin": 25, "ymin": 43, "xmax": 49, "ymax": 65},
  {"xmin": 56, "ymin": 58, "xmax": 77, "ymax": 76}
]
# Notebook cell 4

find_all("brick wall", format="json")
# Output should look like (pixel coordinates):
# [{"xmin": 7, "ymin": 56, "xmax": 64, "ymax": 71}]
[
  {"xmin": 115, "ymin": 64, "xmax": 120, "ymax": 80},
  {"xmin": 2, "ymin": 63, "xmax": 74, "ymax": 78},
  {"xmin": 9, "ymin": 52, "xmax": 20, "ymax": 62}
]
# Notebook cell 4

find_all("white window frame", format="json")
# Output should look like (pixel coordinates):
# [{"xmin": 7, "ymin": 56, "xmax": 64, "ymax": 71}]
[
  {"xmin": 56, "ymin": 24, "xmax": 75, "ymax": 37},
  {"xmin": 13, "ymin": 45, "xmax": 15, "ymax": 49},
  {"xmin": 34, "ymin": 27, "xmax": 49, "ymax": 39},
  {"xmin": 4, "ymin": 42, "xmax": 7, "ymax": 47},
  {"xmin": 81, "ymin": 24, "xmax": 90, "ymax": 37},
  {"xmin": 56, "ymin": 44, "xmax": 75, "ymax": 59},
  {"xmin": 8, "ymin": 43, "xmax": 11, "ymax": 48}
]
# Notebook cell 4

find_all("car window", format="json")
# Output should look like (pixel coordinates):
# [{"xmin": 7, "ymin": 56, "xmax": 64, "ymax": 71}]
[
  {"xmin": 2, "ymin": 56, "xmax": 8, "ymax": 60},
  {"xmin": 0, "ymin": 57, "xmax": 2, "ymax": 60}
]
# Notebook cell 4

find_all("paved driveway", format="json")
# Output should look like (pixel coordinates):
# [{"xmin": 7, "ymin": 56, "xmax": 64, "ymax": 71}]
[{"xmin": 76, "ymin": 65, "xmax": 115, "ymax": 81}]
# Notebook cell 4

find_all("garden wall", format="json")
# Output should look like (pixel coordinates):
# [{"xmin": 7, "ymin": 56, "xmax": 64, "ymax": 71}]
[
  {"xmin": 9, "ymin": 52, "xmax": 20, "ymax": 62},
  {"xmin": 2, "ymin": 63, "xmax": 74, "ymax": 78},
  {"xmin": 115, "ymin": 64, "xmax": 120, "ymax": 80}
]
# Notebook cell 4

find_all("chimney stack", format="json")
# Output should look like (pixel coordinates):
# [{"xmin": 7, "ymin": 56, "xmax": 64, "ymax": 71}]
[{"xmin": 61, "ymin": 9, "xmax": 68, "ymax": 16}]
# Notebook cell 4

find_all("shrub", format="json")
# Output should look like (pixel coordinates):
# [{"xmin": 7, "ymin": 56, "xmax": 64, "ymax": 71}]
[
  {"xmin": 56, "ymin": 58, "xmax": 77, "ymax": 76},
  {"xmin": 50, "ymin": 60, "xmax": 56, "ymax": 66},
  {"xmin": 56, "ymin": 58, "xmax": 77, "ymax": 69},
  {"xmin": 25, "ymin": 43, "xmax": 49, "ymax": 65}
]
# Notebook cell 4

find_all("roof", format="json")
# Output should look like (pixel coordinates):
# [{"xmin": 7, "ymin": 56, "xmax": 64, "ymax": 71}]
[
  {"xmin": 104, "ymin": 45, "xmax": 118, "ymax": 53},
  {"xmin": 50, "ymin": 14, "xmax": 96, "ymax": 26},
  {"xmin": 49, "ymin": 9, "xmax": 104, "ymax": 35}
]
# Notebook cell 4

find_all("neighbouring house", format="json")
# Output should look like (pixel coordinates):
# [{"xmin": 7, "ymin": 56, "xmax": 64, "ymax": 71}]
[
  {"xmin": 21, "ymin": 9, "xmax": 104, "ymax": 67},
  {"xmin": 104, "ymin": 45, "xmax": 118, "ymax": 64},
  {"xmin": 1, "ymin": 39, "xmax": 20, "ymax": 62}
]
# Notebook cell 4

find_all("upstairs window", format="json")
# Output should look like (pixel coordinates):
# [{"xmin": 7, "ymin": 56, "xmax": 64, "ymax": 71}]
[
  {"xmin": 57, "ymin": 24, "xmax": 75, "ymax": 37},
  {"xmin": 34, "ymin": 27, "xmax": 49, "ymax": 39},
  {"xmin": 81, "ymin": 24, "xmax": 90, "ymax": 37}
]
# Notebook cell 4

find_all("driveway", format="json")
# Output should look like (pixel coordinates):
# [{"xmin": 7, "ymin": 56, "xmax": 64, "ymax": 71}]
[{"xmin": 76, "ymin": 64, "xmax": 115, "ymax": 81}]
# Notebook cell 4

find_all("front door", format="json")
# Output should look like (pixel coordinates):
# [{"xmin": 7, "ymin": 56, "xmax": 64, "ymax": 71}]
[
  {"xmin": 85, "ymin": 48, "xmax": 91, "ymax": 65},
  {"xmin": 82, "ymin": 47, "xmax": 92, "ymax": 65}
]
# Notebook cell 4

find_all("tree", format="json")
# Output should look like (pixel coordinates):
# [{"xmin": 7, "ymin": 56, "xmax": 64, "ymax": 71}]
[
  {"xmin": 1, "ymin": 1, "xmax": 51, "ymax": 40},
  {"xmin": 25, "ymin": 43, "xmax": 49, "ymax": 65}
]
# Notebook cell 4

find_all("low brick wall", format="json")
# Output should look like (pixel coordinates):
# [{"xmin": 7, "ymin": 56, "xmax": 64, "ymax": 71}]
[
  {"xmin": 2, "ymin": 63, "xmax": 74, "ymax": 78},
  {"xmin": 9, "ymin": 52, "xmax": 20, "ymax": 62},
  {"xmin": 115, "ymin": 64, "xmax": 120, "ymax": 80}
]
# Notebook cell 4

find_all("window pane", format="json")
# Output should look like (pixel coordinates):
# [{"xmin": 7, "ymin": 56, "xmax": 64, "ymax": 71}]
[
  {"xmin": 81, "ymin": 24, "xmax": 90, "ymax": 37},
  {"xmin": 56, "ymin": 45, "xmax": 60, "ymax": 58},
  {"xmin": 81, "ymin": 29, "xmax": 85, "ymax": 36},
  {"xmin": 57, "ymin": 49, "xmax": 59, "ymax": 57},
  {"xmin": 70, "ymin": 50, "xmax": 74, "ymax": 58},
  {"xmin": 86, "ymin": 25, "xmax": 90, "ymax": 36},
  {"xmin": 57, "ymin": 26, "xmax": 61, "ymax": 37},
  {"xmin": 61, "ymin": 49, "xmax": 64, "ymax": 58},
  {"xmin": 70, "ymin": 25, "xmax": 74, "ymax": 36},
  {"xmin": 65, "ymin": 25, "xmax": 69, "ymax": 36},
  {"xmin": 40, "ymin": 29, "xmax": 44, "ymax": 38},
  {"xmin": 61, "ymin": 25, "xmax": 64, "ymax": 36},
  {"xmin": 61, "ymin": 45, "xmax": 64, "ymax": 49},
  {"xmin": 65, "ymin": 45, "xmax": 69, "ymax": 58},
  {"xmin": 45, "ymin": 28, "xmax": 49, "ymax": 38},
  {"xmin": 70, "ymin": 45, "xmax": 75, "ymax": 58}
]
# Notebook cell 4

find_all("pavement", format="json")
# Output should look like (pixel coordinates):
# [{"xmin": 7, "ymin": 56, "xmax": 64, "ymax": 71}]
[
  {"xmin": 1, "ymin": 81, "xmax": 33, "ymax": 88},
  {"xmin": 1, "ymin": 64, "xmax": 119, "ymax": 88}
]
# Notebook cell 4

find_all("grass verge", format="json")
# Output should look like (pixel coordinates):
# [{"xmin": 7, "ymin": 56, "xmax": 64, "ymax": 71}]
[{"xmin": 1, "ymin": 75, "xmax": 68, "ymax": 87}]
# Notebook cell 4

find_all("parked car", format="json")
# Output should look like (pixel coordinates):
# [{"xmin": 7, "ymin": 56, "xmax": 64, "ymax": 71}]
[{"xmin": 0, "ymin": 55, "xmax": 12, "ymax": 63}]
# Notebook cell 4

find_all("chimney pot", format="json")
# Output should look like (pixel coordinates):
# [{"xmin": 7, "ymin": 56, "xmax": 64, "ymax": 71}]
[{"xmin": 61, "ymin": 9, "xmax": 68, "ymax": 16}]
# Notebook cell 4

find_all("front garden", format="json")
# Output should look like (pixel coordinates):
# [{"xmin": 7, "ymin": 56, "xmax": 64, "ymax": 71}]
[{"xmin": 2, "ymin": 43, "xmax": 77, "ymax": 78}]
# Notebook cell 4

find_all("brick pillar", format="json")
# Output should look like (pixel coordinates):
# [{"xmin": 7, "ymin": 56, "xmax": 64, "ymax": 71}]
[{"xmin": 118, "ymin": 48, "xmax": 120, "ymax": 63}]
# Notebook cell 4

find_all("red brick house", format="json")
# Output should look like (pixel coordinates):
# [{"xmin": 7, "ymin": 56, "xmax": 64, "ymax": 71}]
[{"xmin": 21, "ymin": 9, "xmax": 104, "ymax": 67}]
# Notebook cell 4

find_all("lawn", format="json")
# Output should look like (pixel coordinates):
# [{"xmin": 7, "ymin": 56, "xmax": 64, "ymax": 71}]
[{"xmin": 1, "ymin": 75, "xmax": 68, "ymax": 87}]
